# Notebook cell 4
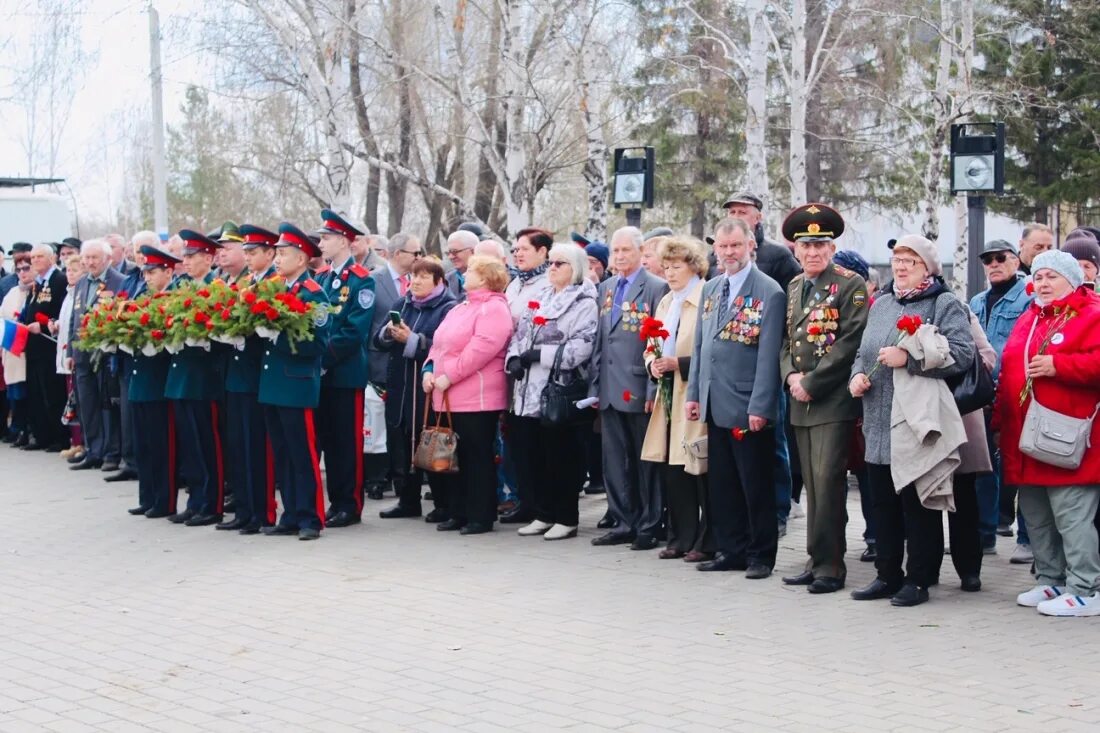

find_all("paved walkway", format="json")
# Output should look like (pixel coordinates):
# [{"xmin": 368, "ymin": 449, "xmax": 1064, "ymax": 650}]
[{"xmin": 2, "ymin": 446, "xmax": 1098, "ymax": 732}]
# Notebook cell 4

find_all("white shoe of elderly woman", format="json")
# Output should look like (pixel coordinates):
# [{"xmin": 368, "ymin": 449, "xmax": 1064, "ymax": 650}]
[
  {"xmin": 517, "ymin": 520, "xmax": 553, "ymax": 536},
  {"xmin": 1036, "ymin": 592, "xmax": 1100, "ymax": 617},
  {"xmin": 544, "ymin": 524, "xmax": 577, "ymax": 541},
  {"xmin": 1017, "ymin": 585, "xmax": 1063, "ymax": 607}
]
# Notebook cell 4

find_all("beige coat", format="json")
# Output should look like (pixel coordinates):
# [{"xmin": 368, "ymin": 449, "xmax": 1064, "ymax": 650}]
[{"xmin": 641, "ymin": 280, "xmax": 706, "ymax": 467}]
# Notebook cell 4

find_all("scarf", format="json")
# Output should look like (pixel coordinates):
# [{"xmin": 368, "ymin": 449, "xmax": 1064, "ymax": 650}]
[
  {"xmin": 515, "ymin": 262, "xmax": 548, "ymax": 283},
  {"xmin": 412, "ymin": 282, "xmax": 446, "ymax": 305},
  {"xmin": 893, "ymin": 275, "xmax": 935, "ymax": 301},
  {"xmin": 663, "ymin": 276, "xmax": 700, "ymax": 354}
]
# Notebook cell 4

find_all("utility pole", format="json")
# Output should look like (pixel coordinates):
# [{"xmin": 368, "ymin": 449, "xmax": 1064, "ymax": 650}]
[{"xmin": 149, "ymin": 5, "xmax": 168, "ymax": 241}]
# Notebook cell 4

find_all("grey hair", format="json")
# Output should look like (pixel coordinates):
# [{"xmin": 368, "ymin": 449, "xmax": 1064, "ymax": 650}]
[
  {"xmin": 387, "ymin": 232, "xmax": 416, "ymax": 256},
  {"xmin": 131, "ymin": 230, "xmax": 159, "ymax": 248},
  {"xmin": 548, "ymin": 243, "xmax": 589, "ymax": 286},
  {"xmin": 82, "ymin": 238, "xmax": 112, "ymax": 258},
  {"xmin": 447, "ymin": 230, "xmax": 479, "ymax": 250},
  {"xmin": 610, "ymin": 226, "xmax": 644, "ymax": 250},
  {"xmin": 715, "ymin": 218, "xmax": 752, "ymax": 239},
  {"xmin": 474, "ymin": 239, "xmax": 507, "ymax": 261},
  {"xmin": 31, "ymin": 243, "xmax": 57, "ymax": 262}
]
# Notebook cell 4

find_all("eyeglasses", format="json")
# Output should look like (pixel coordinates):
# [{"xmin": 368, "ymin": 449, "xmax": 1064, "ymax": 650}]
[
  {"xmin": 445, "ymin": 248, "xmax": 471, "ymax": 257},
  {"xmin": 981, "ymin": 253, "xmax": 1009, "ymax": 265},
  {"xmin": 890, "ymin": 256, "xmax": 923, "ymax": 268},
  {"xmin": 548, "ymin": 260, "xmax": 570, "ymax": 268},
  {"xmin": 401, "ymin": 250, "xmax": 424, "ymax": 258},
  {"xmin": 14, "ymin": 265, "xmax": 31, "ymax": 272}
]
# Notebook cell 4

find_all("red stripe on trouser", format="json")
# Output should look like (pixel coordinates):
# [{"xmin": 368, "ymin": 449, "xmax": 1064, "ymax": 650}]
[
  {"xmin": 303, "ymin": 408, "xmax": 326, "ymax": 528},
  {"xmin": 210, "ymin": 401, "xmax": 225, "ymax": 512},
  {"xmin": 265, "ymin": 437, "xmax": 277, "ymax": 525},
  {"xmin": 167, "ymin": 403, "xmax": 177, "ymax": 512},
  {"xmin": 353, "ymin": 389, "xmax": 364, "ymax": 514}
]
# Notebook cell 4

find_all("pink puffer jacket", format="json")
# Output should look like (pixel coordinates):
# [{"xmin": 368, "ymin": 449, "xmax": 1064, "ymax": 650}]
[{"xmin": 427, "ymin": 289, "xmax": 512, "ymax": 413}]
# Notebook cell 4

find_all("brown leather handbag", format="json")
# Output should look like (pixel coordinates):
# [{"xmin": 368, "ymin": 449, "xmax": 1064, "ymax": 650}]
[{"xmin": 413, "ymin": 393, "xmax": 460, "ymax": 473}]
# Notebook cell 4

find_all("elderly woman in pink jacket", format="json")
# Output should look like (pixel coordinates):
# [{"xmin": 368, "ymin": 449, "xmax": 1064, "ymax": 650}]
[{"xmin": 423, "ymin": 255, "xmax": 514, "ymax": 535}]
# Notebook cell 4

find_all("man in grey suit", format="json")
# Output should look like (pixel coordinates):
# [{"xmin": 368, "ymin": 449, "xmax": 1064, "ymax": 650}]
[
  {"xmin": 589, "ymin": 226, "xmax": 669, "ymax": 550},
  {"xmin": 685, "ymin": 218, "xmax": 785, "ymax": 578},
  {"xmin": 68, "ymin": 239, "xmax": 126, "ymax": 471}
]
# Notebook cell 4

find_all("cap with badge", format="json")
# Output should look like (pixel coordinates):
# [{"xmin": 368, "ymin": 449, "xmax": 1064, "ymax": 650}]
[
  {"xmin": 240, "ymin": 224, "xmax": 279, "ymax": 250},
  {"xmin": 139, "ymin": 244, "xmax": 182, "ymax": 270},
  {"xmin": 277, "ymin": 223, "xmax": 322, "ymax": 258},
  {"xmin": 722, "ymin": 191, "xmax": 764, "ymax": 210},
  {"xmin": 570, "ymin": 231, "xmax": 590, "ymax": 247},
  {"xmin": 179, "ymin": 229, "xmax": 223, "ymax": 256},
  {"xmin": 315, "ymin": 209, "xmax": 363, "ymax": 240},
  {"xmin": 782, "ymin": 203, "xmax": 845, "ymax": 243},
  {"xmin": 215, "ymin": 221, "xmax": 244, "ymax": 244}
]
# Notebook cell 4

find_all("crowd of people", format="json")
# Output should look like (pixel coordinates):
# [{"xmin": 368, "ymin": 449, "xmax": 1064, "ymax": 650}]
[{"xmin": 2, "ymin": 197, "xmax": 1099, "ymax": 616}]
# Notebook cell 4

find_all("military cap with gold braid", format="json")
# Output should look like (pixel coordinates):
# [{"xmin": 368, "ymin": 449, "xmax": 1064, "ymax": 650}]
[{"xmin": 781, "ymin": 202, "xmax": 845, "ymax": 243}]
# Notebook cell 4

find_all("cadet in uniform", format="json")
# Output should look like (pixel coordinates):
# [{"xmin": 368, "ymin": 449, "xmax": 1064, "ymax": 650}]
[
  {"xmin": 778, "ymin": 204, "xmax": 869, "ymax": 594},
  {"xmin": 128, "ymin": 245, "xmax": 180, "ymax": 518},
  {"xmin": 259, "ymin": 223, "xmax": 331, "ymax": 540},
  {"xmin": 216, "ymin": 225, "xmax": 280, "ymax": 534},
  {"xmin": 166, "ymin": 229, "xmax": 225, "ymax": 526},
  {"xmin": 312, "ymin": 209, "xmax": 376, "ymax": 527}
]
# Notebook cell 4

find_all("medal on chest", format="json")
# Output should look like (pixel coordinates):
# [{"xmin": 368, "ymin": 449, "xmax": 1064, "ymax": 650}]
[
  {"xmin": 619, "ymin": 300, "xmax": 649, "ymax": 331},
  {"xmin": 719, "ymin": 296, "xmax": 763, "ymax": 343}
]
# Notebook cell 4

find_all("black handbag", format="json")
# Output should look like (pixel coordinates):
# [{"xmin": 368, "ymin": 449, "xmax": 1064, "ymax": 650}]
[
  {"xmin": 947, "ymin": 344, "xmax": 995, "ymax": 415},
  {"xmin": 539, "ymin": 343, "xmax": 592, "ymax": 427}
]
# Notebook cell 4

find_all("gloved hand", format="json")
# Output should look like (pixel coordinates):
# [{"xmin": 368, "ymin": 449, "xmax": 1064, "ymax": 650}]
[
  {"xmin": 518, "ymin": 348, "xmax": 540, "ymax": 367},
  {"xmin": 505, "ymin": 357, "xmax": 525, "ymax": 379}
]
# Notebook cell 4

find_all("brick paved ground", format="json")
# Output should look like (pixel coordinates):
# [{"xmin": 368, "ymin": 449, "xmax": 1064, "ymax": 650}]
[{"xmin": 2, "ymin": 446, "xmax": 1099, "ymax": 732}]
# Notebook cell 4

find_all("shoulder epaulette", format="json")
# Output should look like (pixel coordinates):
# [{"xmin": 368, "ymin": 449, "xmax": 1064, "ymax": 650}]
[
  {"xmin": 302, "ymin": 279, "xmax": 322, "ymax": 293},
  {"xmin": 349, "ymin": 263, "xmax": 370, "ymax": 279},
  {"xmin": 832, "ymin": 264, "xmax": 854, "ymax": 278}
]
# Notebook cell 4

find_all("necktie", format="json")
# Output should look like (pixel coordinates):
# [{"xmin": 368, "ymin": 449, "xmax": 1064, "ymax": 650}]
[
  {"xmin": 802, "ymin": 278, "xmax": 813, "ymax": 305},
  {"xmin": 717, "ymin": 278, "xmax": 731, "ymax": 324},
  {"xmin": 611, "ymin": 277, "xmax": 629, "ymax": 323},
  {"xmin": 399, "ymin": 274, "xmax": 410, "ymax": 296}
]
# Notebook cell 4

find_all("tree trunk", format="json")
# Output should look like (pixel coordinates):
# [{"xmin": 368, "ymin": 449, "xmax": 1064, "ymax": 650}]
[
  {"xmin": 346, "ymin": 0, "xmax": 380, "ymax": 232},
  {"xmin": 787, "ymin": 0, "xmax": 808, "ymax": 208},
  {"xmin": 803, "ymin": 0, "xmax": 826, "ymax": 203},
  {"xmin": 745, "ymin": 0, "xmax": 770, "ymax": 206},
  {"xmin": 474, "ymin": 1, "xmax": 504, "ymax": 224}
]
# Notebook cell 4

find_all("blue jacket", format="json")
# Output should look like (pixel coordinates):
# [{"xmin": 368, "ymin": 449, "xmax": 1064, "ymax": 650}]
[
  {"xmin": 258, "ymin": 273, "xmax": 331, "ymax": 409},
  {"xmin": 316, "ymin": 259, "xmax": 375, "ymax": 389},
  {"xmin": 969, "ymin": 275, "xmax": 1032, "ymax": 378}
]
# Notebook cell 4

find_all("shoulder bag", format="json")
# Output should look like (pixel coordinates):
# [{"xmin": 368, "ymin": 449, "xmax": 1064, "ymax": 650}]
[
  {"xmin": 413, "ymin": 393, "xmax": 460, "ymax": 473},
  {"xmin": 934, "ymin": 292, "xmax": 995, "ymax": 414},
  {"xmin": 540, "ymin": 342, "xmax": 592, "ymax": 427}
]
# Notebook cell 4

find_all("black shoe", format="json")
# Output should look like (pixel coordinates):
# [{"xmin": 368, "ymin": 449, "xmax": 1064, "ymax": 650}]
[
  {"xmin": 460, "ymin": 522, "xmax": 492, "ymax": 535},
  {"xmin": 365, "ymin": 483, "xmax": 386, "ymax": 501},
  {"xmin": 128, "ymin": 505, "xmax": 150, "ymax": 516},
  {"xmin": 960, "ymin": 575, "xmax": 982, "ymax": 593},
  {"xmin": 584, "ymin": 483, "xmax": 606, "ymax": 495},
  {"xmin": 67, "ymin": 452, "xmax": 88, "ymax": 464},
  {"xmin": 145, "ymin": 508, "xmax": 171, "ymax": 518},
  {"xmin": 890, "ymin": 583, "xmax": 929, "ymax": 607},
  {"xmin": 596, "ymin": 512, "xmax": 617, "ymax": 530},
  {"xmin": 262, "ymin": 525, "xmax": 298, "ymax": 536},
  {"xmin": 101, "ymin": 461, "xmax": 120, "ymax": 472},
  {"xmin": 70, "ymin": 458, "xmax": 104, "ymax": 471},
  {"xmin": 696, "ymin": 552, "xmax": 747, "ymax": 572},
  {"xmin": 782, "ymin": 570, "xmax": 815, "ymax": 585},
  {"xmin": 326, "ymin": 511, "xmax": 362, "ymax": 528},
  {"xmin": 996, "ymin": 524, "xmax": 1014, "ymax": 537},
  {"xmin": 104, "ymin": 468, "xmax": 139, "ymax": 483},
  {"xmin": 216, "ymin": 517, "xmax": 248, "ymax": 531},
  {"xmin": 630, "ymin": 533, "xmax": 659, "ymax": 551},
  {"xmin": 20, "ymin": 440, "xmax": 42, "ymax": 451},
  {"xmin": 380, "ymin": 503, "xmax": 422, "ymax": 519},
  {"xmin": 745, "ymin": 564, "xmax": 772, "ymax": 580},
  {"xmin": 499, "ymin": 505, "xmax": 533, "ymax": 524},
  {"xmin": 591, "ymin": 531, "xmax": 634, "ymax": 547},
  {"xmin": 168, "ymin": 510, "xmax": 195, "ymax": 524},
  {"xmin": 424, "ymin": 508, "xmax": 450, "ymax": 524},
  {"xmin": 808, "ymin": 577, "xmax": 845, "ymax": 594},
  {"xmin": 851, "ymin": 578, "xmax": 901, "ymax": 601},
  {"xmin": 184, "ymin": 513, "xmax": 222, "ymax": 527},
  {"xmin": 299, "ymin": 528, "xmax": 320, "ymax": 540},
  {"xmin": 238, "ymin": 525, "xmax": 262, "ymax": 535},
  {"xmin": 44, "ymin": 443, "xmax": 67, "ymax": 453},
  {"xmin": 437, "ymin": 518, "xmax": 466, "ymax": 531},
  {"xmin": 859, "ymin": 545, "xmax": 877, "ymax": 562},
  {"xmin": 222, "ymin": 495, "xmax": 237, "ymax": 514},
  {"xmin": 12, "ymin": 433, "xmax": 29, "ymax": 448}
]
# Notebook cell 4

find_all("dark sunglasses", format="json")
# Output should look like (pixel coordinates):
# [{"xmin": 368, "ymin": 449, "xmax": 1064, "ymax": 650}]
[
  {"xmin": 548, "ymin": 260, "xmax": 570, "ymax": 268},
  {"xmin": 14, "ymin": 265, "xmax": 31, "ymax": 272},
  {"xmin": 981, "ymin": 253, "xmax": 1009, "ymax": 265}
]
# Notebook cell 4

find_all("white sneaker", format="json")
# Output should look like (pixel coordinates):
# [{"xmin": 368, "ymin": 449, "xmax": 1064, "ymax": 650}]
[
  {"xmin": 517, "ymin": 519, "xmax": 552, "ymax": 536},
  {"xmin": 544, "ymin": 524, "xmax": 577, "ymax": 541},
  {"xmin": 1017, "ymin": 584, "xmax": 1062, "ymax": 607},
  {"xmin": 1010, "ymin": 544, "xmax": 1034, "ymax": 564},
  {"xmin": 1037, "ymin": 592, "xmax": 1100, "ymax": 617},
  {"xmin": 789, "ymin": 501, "xmax": 805, "ymax": 520}
]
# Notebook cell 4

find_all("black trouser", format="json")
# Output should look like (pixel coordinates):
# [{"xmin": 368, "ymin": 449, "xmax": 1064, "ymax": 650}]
[
  {"xmin": 586, "ymin": 418, "xmax": 604, "ymax": 487},
  {"xmin": 319, "ymin": 385, "xmax": 364, "ymax": 517},
  {"xmin": 706, "ymin": 420, "xmax": 777, "ymax": 567},
  {"xmin": 26, "ymin": 359, "xmax": 67, "ymax": 448},
  {"xmin": 132, "ymin": 400, "xmax": 175, "ymax": 514},
  {"xmin": 932, "ymin": 472, "xmax": 983, "ymax": 581},
  {"xmin": 867, "ymin": 463, "xmax": 944, "ymax": 588},
  {"xmin": 390, "ymin": 414, "xmax": 449, "ymax": 513},
  {"xmin": 446, "ymin": 410, "xmax": 503, "ymax": 526},
  {"xmin": 263, "ymin": 404, "xmax": 324, "ymax": 531},
  {"xmin": 511, "ymin": 414, "xmax": 583, "ymax": 527},
  {"xmin": 172, "ymin": 399, "xmax": 224, "ymax": 517},
  {"xmin": 227, "ymin": 391, "xmax": 274, "ymax": 528},
  {"xmin": 118, "ymin": 356, "xmax": 137, "ymax": 470},
  {"xmin": 664, "ymin": 463, "xmax": 713, "ymax": 554}
]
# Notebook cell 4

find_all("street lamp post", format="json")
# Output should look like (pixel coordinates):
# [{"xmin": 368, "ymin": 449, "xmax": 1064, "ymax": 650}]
[
  {"xmin": 950, "ymin": 122, "xmax": 1005, "ymax": 299},
  {"xmin": 612, "ymin": 147, "xmax": 654, "ymax": 229}
]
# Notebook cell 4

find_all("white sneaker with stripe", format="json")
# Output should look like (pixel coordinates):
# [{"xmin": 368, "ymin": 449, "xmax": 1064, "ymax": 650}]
[
  {"xmin": 1037, "ymin": 593, "xmax": 1100, "ymax": 617},
  {"xmin": 1016, "ymin": 585, "xmax": 1062, "ymax": 607}
]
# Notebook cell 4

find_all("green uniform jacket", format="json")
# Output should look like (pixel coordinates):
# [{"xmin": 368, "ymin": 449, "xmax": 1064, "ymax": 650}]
[
  {"xmin": 258, "ymin": 272, "xmax": 331, "ymax": 409},
  {"xmin": 225, "ymin": 267, "xmax": 277, "ymax": 395},
  {"xmin": 128, "ymin": 350, "xmax": 172, "ymax": 403},
  {"xmin": 165, "ymin": 271, "xmax": 225, "ymax": 402},
  {"xmin": 316, "ymin": 259, "xmax": 375, "ymax": 389},
  {"xmin": 779, "ymin": 263, "xmax": 869, "ymax": 427}
]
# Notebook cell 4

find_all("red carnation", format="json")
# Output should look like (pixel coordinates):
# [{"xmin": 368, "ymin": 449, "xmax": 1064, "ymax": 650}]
[
  {"xmin": 165, "ymin": 315, "xmax": 174, "ymax": 328},
  {"xmin": 533, "ymin": 315, "xmax": 547, "ymax": 327},
  {"xmin": 116, "ymin": 291, "xmax": 128, "ymax": 299},
  {"xmin": 81, "ymin": 315, "xmax": 89, "ymax": 327},
  {"xmin": 896, "ymin": 314, "xmax": 922, "ymax": 336},
  {"xmin": 244, "ymin": 291, "xmax": 257, "ymax": 304},
  {"xmin": 265, "ymin": 308, "xmax": 279, "ymax": 321},
  {"xmin": 1026, "ymin": 281, "xmax": 1034, "ymax": 296},
  {"xmin": 229, "ymin": 283, "xmax": 239, "ymax": 291},
  {"xmin": 197, "ymin": 288, "xmax": 210, "ymax": 297},
  {"xmin": 657, "ymin": 329, "xmax": 670, "ymax": 339},
  {"xmin": 527, "ymin": 300, "xmax": 540, "ymax": 310},
  {"xmin": 139, "ymin": 312, "xmax": 151, "ymax": 326},
  {"xmin": 645, "ymin": 344, "xmax": 655, "ymax": 354},
  {"xmin": 732, "ymin": 427, "xmax": 747, "ymax": 440},
  {"xmin": 220, "ymin": 309, "xmax": 232, "ymax": 321},
  {"xmin": 205, "ymin": 321, "xmax": 215, "ymax": 331},
  {"xmin": 126, "ymin": 303, "xmax": 138, "ymax": 313},
  {"xmin": 622, "ymin": 390, "xmax": 633, "ymax": 402},
  {"xmin": 151, "ymin": 329, "xmax": 164, "ymax": 340},
  {"xmin": 194, "ymin": 311, "xmax": 209, "ymax": 324},
  {"xmin": 183, "ymin": 298, "xmax": 193, "ymax": 307},
  {"xmin": 35, "ymin": 312, "xmax": 50, "ymax": 326}
]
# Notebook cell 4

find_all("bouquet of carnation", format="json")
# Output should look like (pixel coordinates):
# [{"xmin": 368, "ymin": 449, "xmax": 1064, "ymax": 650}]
[
  {"xmin": 231, "ymin": 278, "xmax": 321, "ymax": 353},
  {"xmin": 77, "ymin": 295, "xmax": 133, "ymax": 354},
  {"xmin": 133, "ymin": 291, "xmax": 174, "ymax": 356},
  {"xmin": 160, "ymin": 284, "xmax": 219, "ymax": 352},
  {"xmin": 639, "ymin": 316, "xmax": 673, "ymax": 420}
]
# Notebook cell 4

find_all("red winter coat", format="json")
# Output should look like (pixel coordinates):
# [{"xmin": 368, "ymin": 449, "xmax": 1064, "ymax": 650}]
[{"xmin": 995, "ymin": 287, "xmax": 1100, "ymax": 487}]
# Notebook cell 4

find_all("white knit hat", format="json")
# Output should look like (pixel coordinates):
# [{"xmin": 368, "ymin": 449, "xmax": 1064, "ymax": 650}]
[
  {"xmin": 1032, "ymin": 249, "xmax": 1084, "ymax": 289},
  {"xmin": 892, "ymin": 234, "xmax": 941, "ymax": 276}
]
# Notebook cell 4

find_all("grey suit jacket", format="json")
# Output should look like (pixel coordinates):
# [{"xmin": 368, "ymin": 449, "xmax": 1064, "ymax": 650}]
[
  {"xmin": 69, "ymin": 268, "xmax": 126, "ymax": 364},
  {"xmin": 588, "ymin": 268, "xmax": 669, "ymax": 413},
  {"xmin": 445, "ymin": 269, "xmax": 465, "ymax": 302},
  {"xmin": 686, "ymin": 265, "xmax": 784, "ymax": 428},
  {"xmin": 367, "ymin": 266, "xmax": 401, "ymax": 385}
]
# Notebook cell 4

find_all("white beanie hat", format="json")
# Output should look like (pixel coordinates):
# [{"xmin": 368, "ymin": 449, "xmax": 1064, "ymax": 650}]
[
  {"xmin": 1032, "ymin": 249, "xmax": 1084, "ymax": 289},
  {"xmin": 892, "ymin": 234, "xmax": 941, "ymax": 276}
]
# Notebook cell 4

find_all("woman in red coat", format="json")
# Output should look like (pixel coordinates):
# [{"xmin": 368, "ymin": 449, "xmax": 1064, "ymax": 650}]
[{"xmin": 996, "ymin": 250, "xmax": 1100, "ymax": 617}]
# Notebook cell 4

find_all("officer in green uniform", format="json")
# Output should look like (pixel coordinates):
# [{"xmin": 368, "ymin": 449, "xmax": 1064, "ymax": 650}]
[
  {"xmin": 165, "ymin": 229, "xmax": 226, "ymax": 527},
  {"xmin": 312, "ymin": 209, "xmax": 376, "ymax": 527},
  {"xmin": 216, "ymin": 225, "xmax": 280, "ymax": 534},
  {"xmin": 778, "ymin": 203, "xmax": 869, "ymax": 594},
  {"xmin": 128, "ymin": 245, "xmax": 181, "ymax": 519},
  {"xmin": 259, "ymin": 223, "xmax": 331, "ymax": 541}
]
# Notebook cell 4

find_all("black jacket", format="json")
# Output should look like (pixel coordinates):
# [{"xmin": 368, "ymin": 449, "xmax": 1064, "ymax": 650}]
[{"xmin": 20, "ymin": 268, "xmax": 68, "ymax": 362}]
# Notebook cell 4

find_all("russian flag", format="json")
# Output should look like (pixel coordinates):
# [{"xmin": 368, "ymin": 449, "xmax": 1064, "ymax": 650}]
[{"xmin": 1, "ymin": 319, "xmax": 29, "ymax": 356}]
